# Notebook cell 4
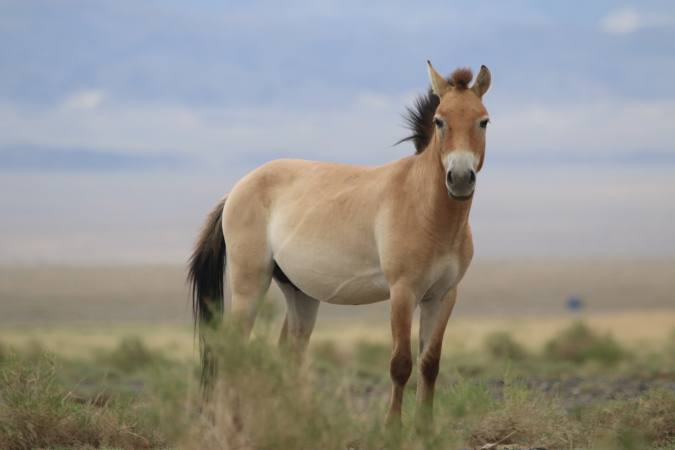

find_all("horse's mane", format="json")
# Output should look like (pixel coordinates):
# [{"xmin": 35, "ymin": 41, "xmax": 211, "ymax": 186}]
[{"xmin": 397, "ymin": 67, "xmax": 473, "ymax": 154}]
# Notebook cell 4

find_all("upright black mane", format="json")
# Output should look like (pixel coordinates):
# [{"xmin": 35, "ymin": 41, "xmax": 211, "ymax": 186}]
[
  {"xmin": 397, "ymin": 72, "xmax": 466, "ymax": 154},
  {"xmin": 396, "ymin": 86, "xmax": 442, "ymax": 154}
]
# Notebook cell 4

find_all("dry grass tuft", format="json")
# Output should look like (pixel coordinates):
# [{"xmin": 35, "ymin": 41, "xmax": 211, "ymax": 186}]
[
  {"xmin": 0, "ymin": 348, "xmax": 162, "ymax": 450},
  {"xmin": 582, "ymin": 388, "xmax": 675, "ymax": 449},
  {"xmin": 461, "ymin": 377, "xmax": 567, "ymax": 448},
  {"xmin": 188, "ymin": 326, "xmax": 372, "ymax": 450}
]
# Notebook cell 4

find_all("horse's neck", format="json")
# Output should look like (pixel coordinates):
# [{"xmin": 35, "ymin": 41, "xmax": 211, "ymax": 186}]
[{"xmin": 406, "ymin": 148, "xmax": 472, "ymax": 235}]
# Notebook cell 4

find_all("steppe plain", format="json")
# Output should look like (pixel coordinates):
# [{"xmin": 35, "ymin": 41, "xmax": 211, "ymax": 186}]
[
  {"xmin": 2, "ymin": 259, "xmax": 675, "ymax": 449},
  {"xmin": 1, "ymin": 259, "xmax": 674, "ymax": 357}
]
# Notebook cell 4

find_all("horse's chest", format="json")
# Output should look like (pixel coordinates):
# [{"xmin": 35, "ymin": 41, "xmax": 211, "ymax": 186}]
[
  {"xmin": 380, "ymin": 231, "xmax": 470, "ymax": 299},
  {"xmin": 422, "ymin": 254, "xmax": 465, "ymax": 298}
]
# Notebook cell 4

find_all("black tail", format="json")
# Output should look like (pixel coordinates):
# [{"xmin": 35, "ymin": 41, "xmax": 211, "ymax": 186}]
[{"xmin": 188, "ymin": 194, "xmax": 227, "ymax": 390}]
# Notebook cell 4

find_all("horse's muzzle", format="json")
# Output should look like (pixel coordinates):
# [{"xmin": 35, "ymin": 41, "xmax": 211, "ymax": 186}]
[
  {"xmin": 446, "ymin": 168, "xmax": 476, "ymax": 201},
  {"xmin": 448, "ymin": 190, "xmax": 474, "ymax": 201}
]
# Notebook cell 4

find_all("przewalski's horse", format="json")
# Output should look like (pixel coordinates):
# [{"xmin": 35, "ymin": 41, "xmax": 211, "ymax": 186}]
[{"xmin": 189, "ymin": 62, "xmax": 491, "ymax": 427}]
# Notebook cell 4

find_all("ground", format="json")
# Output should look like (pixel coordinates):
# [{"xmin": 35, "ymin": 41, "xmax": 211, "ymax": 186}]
[{"xmin": 1, "ymin": 259, "xmax": 675, "ymax": 449}]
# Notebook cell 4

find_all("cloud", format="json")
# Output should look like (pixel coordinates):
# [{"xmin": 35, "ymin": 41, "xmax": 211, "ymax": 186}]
[
  {"xmin": 2, "ymin": 90, "xmax": 673, "ymax": 171},
  {"xmin": 489, "ymin": 98, "xmax": 675, "ymax": 160},
  {"xmin": 0, "ymin": 91, "xmax": 413, "ymax": 167},
  {"xmin": 0, "ymin": 100, "xmax": 205, "ymax": 154},
  {"xmin": 600, "ymin": 7, "xmax": 674, "ymax": 35},
  {"xmin": 62, "ymin": 89, "xmax": 107, "ymax": 111}
]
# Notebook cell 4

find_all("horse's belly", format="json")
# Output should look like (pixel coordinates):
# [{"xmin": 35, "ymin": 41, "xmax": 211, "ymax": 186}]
[
  {"xmin": 273, "ymin": 247, "xmax": 390, "ymax": 305},
  {"xmin": 316, "ymin": 272, "xmax": 390, "ymax": 305}
]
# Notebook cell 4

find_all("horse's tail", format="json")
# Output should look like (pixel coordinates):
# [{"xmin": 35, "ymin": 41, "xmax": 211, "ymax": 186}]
[{"xmin": 188, "ymin": 194, "xmax": 228, "ymax": 391}]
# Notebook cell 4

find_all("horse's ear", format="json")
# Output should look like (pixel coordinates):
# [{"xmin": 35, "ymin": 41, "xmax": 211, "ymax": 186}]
[
  {"xmin": 427, "ymin": 61, "xmax": 451, "ymax": 98},
  {"xmin": 471, "ymin": 65, "xmax": 491, "ymax": 99}
]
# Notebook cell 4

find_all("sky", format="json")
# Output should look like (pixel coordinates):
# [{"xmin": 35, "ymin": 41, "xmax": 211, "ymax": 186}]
[{"xmin": 0, "ymin": 0, "xmax": 674, "ymax": 265}]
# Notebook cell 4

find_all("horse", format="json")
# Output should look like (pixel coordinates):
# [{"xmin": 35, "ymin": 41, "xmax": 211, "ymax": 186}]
[{"xmin": 188, "ymin": 62, "xmax": 491, "ymax": 427}]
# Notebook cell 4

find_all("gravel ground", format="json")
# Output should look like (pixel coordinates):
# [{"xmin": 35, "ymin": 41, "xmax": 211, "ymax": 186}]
[
  {"xmin": 483, "ymin": 376, "xmax": 675, "ymax": 411},
  {"xmin": 345, "ymin": 376, "xmax": 675, "ymax": 412}
]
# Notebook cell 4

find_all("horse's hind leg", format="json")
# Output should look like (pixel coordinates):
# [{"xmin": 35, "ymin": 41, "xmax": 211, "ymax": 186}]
[
  {"xmin": 228, "ymin": 255, "xmax": 274, "ymax": 337},
  {"xmin": 224, "ymin": 218, "xmax": 275, "ymax": 338},
  {"xmin": 276, "ymin": 282, "xmax": 320, "ymax": 359},
  {"xmin": 278, "ymin": 313, "xmax": 289, "ymax": 346}
]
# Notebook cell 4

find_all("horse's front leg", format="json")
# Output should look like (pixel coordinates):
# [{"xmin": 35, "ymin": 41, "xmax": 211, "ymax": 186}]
[
  {"xmin": 415, "ymin": 287, "xmax": 457, "ymax": 426},
  {"xmin": 384, "ymin": 286, "xmax": 417, "ymax": 428}
]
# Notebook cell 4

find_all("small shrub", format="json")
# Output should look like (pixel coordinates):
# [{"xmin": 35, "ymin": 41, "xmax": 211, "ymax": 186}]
[
  {"xmin": 99, "ymin": 336, "xmax": 158, "ymax": 374},
  {"xmin": 484, "ymin": 331, "xmax": 527, "ymax": 361},
  {"xmin": 544, "ymin": 321, "xmax": 625, "ymax": 366},
  {"xmin": 585, "ymin": 335, "xmax": 625, "ymax": 365}
]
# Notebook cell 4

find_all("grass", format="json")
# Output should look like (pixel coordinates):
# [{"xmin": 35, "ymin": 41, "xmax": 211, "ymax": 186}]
[
  {"xmin": 2, "ymin": 319, "xmax": 675, "ymax": 449},
  {"xmin": 198, "ymin": 319, "xmax": 675, "ymax": 449},
  {"xmin": 169, "ymin": 324, "xmax": 675, "ymax": 449},
  {"xmin": 0, "ymin": 348, "xmax": 163, "ymax": 450}
]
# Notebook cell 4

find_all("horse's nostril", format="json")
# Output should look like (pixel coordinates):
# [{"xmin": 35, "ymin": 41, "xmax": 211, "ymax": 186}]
[
  {"xmin": 469, "ymin": 171, "xmax": 476, "ymax": 184},
  {"xmin": 446, "ymin": 171, "xmax": 453, "ymax": 184}
]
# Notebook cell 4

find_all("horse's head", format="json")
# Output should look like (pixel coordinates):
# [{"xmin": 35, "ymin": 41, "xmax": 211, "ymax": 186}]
[{"xmin": 428, "ymin": 62, "xmax": 491, "ymax": 202}]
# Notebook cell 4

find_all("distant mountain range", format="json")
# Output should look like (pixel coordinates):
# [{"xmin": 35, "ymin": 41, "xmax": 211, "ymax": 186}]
[{"xmin": 0, "ymin": 147, "xmax": 190, "ymax": 171}]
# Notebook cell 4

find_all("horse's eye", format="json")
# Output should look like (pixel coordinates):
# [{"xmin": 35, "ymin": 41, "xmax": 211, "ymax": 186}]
[
  {"xmin": 434, "ymin": 118, "xmax": 443, "ymax": 128},
  {"xmin": 480, "ymin": 119, "xmax": 489, "ymax": 129}
]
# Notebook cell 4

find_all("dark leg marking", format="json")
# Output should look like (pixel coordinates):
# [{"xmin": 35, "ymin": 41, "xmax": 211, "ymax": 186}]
[
  {"xmin": 420, "ymin": 342, "xmax": 442, "ymax": 385},
  {"xmin": 390, "ymin": 353, "xmax": 413, "ymax": 386}
]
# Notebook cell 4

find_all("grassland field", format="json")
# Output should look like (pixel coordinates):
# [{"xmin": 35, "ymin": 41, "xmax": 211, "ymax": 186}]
[{"xmin": 1, "ymin": 259, "xmax": 675, "ymax": 449}]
